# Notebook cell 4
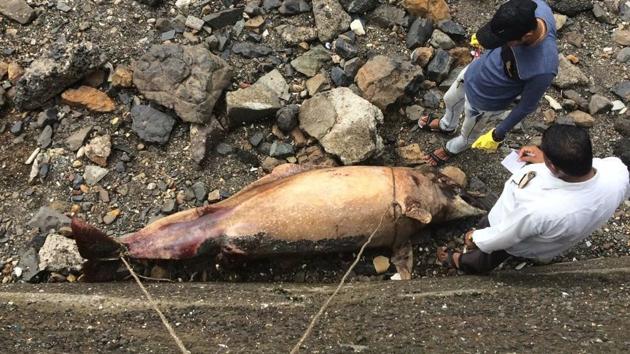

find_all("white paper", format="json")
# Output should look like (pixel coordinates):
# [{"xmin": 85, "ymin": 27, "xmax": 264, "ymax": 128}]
[{"xmin": 501, "ymin": 150, "xmax": 526, "ymax": 174}]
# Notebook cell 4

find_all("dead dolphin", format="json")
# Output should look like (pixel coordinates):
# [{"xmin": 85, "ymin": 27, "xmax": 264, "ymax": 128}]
[{"xmin": 70, "ymin": 164, "xmax": 484, "ymax": 280}]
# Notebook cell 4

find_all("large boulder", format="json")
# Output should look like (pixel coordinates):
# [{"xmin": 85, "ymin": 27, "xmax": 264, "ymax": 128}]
[
  {"xmin": 402, "ymin": 0, "xmax": 450, "ymax": 21},
  {"xmin": 14, "ymin": 43, "xmax": 106, "ymax": 110},
  {"xmin": 133, "ymin": 44, "xmax": 232, "ymax": 124},
  {"xmin": 355, "ymin": 55, "xmax": 424, "ymax": 110},
  {"xmin": 312, "ymin": 0, "xmax": 351, "ymax": 42},
  {"xmin": 553, "ymin": 54, "xmax": 589, "ymax": 89},
  {"xmin": 299, "ymin": 87, "xmax": 384, "ymax": 164}
]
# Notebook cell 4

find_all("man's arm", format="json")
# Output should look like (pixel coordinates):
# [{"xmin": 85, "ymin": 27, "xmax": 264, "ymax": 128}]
[
  {"xmin": 494, "ymin": 73, "xmax": 555, "ymax": 140},
  {"xmin": 470, "ymin": 210, "xmax": 541, "ymax": 253}
]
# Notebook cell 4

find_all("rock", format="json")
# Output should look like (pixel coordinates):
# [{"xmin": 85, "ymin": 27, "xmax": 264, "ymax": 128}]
[
  {"xmin": 276, "ymin": 104, "xmax": 300, "ymax": 133},
  {"xmin": 621, "ymin": 1, "xmax": 630, "ymax": 21},
  {"xmin": 232, "ymin": 42, "xmax": 273, "ymax": 58},
  {"xmin": 563, "ymin": 89, "xmax": 589, "ymax": 110},
  {"xmin": 422, "ymin": 89, "xmax": 442, "ymax": 108},
  {"xmin": 17, "ymin": 247, "xmax": 40, "ymax": 282},
  {"xmin": 190, "ymin": 120, "xmax": 224, "ymax": 164},
  {"xmin": 306, "ymin": 73, "xmax": 330, "ymax": 96},
  {"xmin": 131, "ymin": 105, "xmax": 176, "ymax": 144},
  {"xmin": 396, "ymin": 143, "xmax": 425, "ymax": 165},
  {"xmin": 216, "ymin": 143, "xmax": 233, "ymax": 155},
  {"xmin": 592, "ymin": 3, "xmax": 615, "ymax": 23},
  {"xmin": 290, "ymin": 46, "xmax": 331, "ymax": 77},
  {"xmin": 613, "ymin": 137, "xmax": 630, "ymax": 167},
  {"xmin": 368, "ymin": 5, "xmax": 406, "ymax": 28},
  {"xmin": 439, "ymin": 65, "xmax": 463, "ymax": 90},
  {"xmin": 38, "ymin": 234, "xmax": 84, "ymax": 272},
  {"xmin": 553, "ymin": 54, "xmax": 589, "ymax": 89},
  {"xmin": 7, "ymin": 62, "xmax": 24, "ymax": 82},
  {"xmin": 263, "ymin": 0, "xmax": 282, "ymax": 10},
  {"xmin": 299, "ymin": 87, "xmax": 383, "ymax": 164},
  {"xmin": 350, "ymin": 19, "xmax": 366, "ymax": 36},
  {"xmin": 175, "ymin": 0, "xmax": 192, "ymax": 7},
  {"xmin": 133, "ymin": 44, "xmax": 232, "ymax": 124},
  {"xmin": 278, "ymin": 25, "xmax": 318, "ymax": 45},
  {"xmin": 262, "ymin": 156, "xmax": 283, "ymax": 172},
  {"xmin": 406, "ymin": 17, "xmax": 433, "ymax": 50},
  {"xmin": 344, "ymin": 57, "xmax": 364, "ymax": 77},
  {"xmin": 334, "ymin": 38, "xmax": 358, "ymax": 59},
  {"xmin": 411, "ymin": 47, "xmax": 435, "ymax": 67},
  {"xmin": 65, "ymin": 126, "xmax": 93, "ymax": 152},
  {"xmin": 61, "ymin": 86, "xmax": 115, "ymax": 112},
  {"xmin": 611, "ymin": 81, "xmax": 630, "ymax": 102},
  {"xmin": 355, "ymin": 55, "xmax": 424, "ymax": 110},
  {"xmin": 138, "ymin": 0, "xmax": 163, "ymax": 6},
  {"xmin": 249, "ymin": 132, "xmax": 265, "ymax": 147},
  {"xmin": 192, "ymin": 181, "xmax": 207, "ymax": 202},
  {"xmin": 372, "ymin": 255, "xmax": 390, "ymax": 273},
  {"xmin": 617, "ymin": 48, "xmax": 630, "ymax": 63},
  {"xmin": 440, "ymin": 165, "xmax": 467, "ymax": 187},
  {"xmin": 103, "ymin": 209, "xmax": 120, "ymax": 225},
  {"xmin": 10, "ymin": 121, "xmax": 23, "ymax": 135},
  {"xmin": 429, "ymin": 29, "xmax": 456, "ymax": 50},
  {"xmin": 279, "ymin": 0, "xmax": 311, "ymax": 15},
  {"xmin": 312, "ymin": 0, "xmax": 351, "ymax": 42},
  {"xmin": 111, "ymin": 66, "xmax": 133, "ymax": 87},
  {"xmin": 37, "ymin": 126, "xmax": 53, "ymax": 149},
  {"xmin": 226, "ymin": 79, "xmax": 283, "ymax": 127},
  {"xmin": 203, "ymin": 8, "xmax": 243, "ymax": 29},
  {"xmin": 543, "ymin": 109, "xmax": 556, "ymax": 124},
  {"xmin": 0, "ymin": 62, "xmax": 7, "ymax": 79},
  {"xmin": 589, "ymin": 94, "xmax": 613, "ymax": 115},
  {"xmin": 14, "ymin": 42, "xmax": 105, "ymax": 111},
  {"xmin": 548, "ymin": 0, "xmax": 593, "ymax": 16},
  {"xmin": 185, "ymin": 15, "xmax": 205, "ymax": 31},
  {"xmin": 84, "ymin": 135, "xmax": 111, "ymax": 167},
  {"xmin": 544, "ymin": 95, "xmax": 563, "ymax": 111},
  {"xmin": 437, "ymin": 20, "xmax": 466, "ymax": 41},
  {"xmin": 161, "ymin": 30, "xmax": 177, "ymax": 41},
  {"xmin": 0, "ymin": 0, "xmax": 35, "ymax": 25},
  {"xmin": 405, "ymin": 105, "xmax": 425, "ymax": 121},
  {"xmin": 28, "ymin": 207, "xmax": 70, "ymax": 233},
  {"xmin": 568, "ymin": 110, "xmax": 595, "ymax": 127},
  {"xmin": 565, "ymin": 31, "xmax": 584, "ymax": 47},
  {"xmin": 554, "ymin": 14, "xmax": 567, "ymax": 30},
  {"xmin": 256, "ymin": 69, "xmax": 290, "ymax": 101},
  {"xmin": 611, "ymin": 100, "xmax": 625, "ymax": 112},
  {"xmin": 402, "ymin": 0, "xmax": 450, "ymax": 21},
  {"xmin": 269, "ymin": 141, "xmax": 295, "ymax": 158},
  {"xmin": 426, "ymin": 48, "xmax": 453, "ymax": 83},
  {"xmin": 614, "ymin": 116, "xmax": 630, "ymax": 136},
  {"xmin": 339, "ymin": 0, "xmax": 379, "ymax": 13},
  {"xmin": 612, "ymin": 29, "xmax": 630, "ymax": 46},
  {"xmin": 331, "ymin": 66, "xmax": 353, "ymax": 86}
]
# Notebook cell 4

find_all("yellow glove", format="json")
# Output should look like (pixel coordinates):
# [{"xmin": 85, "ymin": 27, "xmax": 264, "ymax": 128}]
[
  {"xmin": 472, "ymin": 129, "xmax": 503, "ymax": 151},
  {"xmin": 470, "ymin": 33, "xmax": 481, "ymax": 49}
]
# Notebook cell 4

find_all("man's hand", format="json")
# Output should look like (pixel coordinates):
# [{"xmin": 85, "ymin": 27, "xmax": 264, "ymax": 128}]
[
  {"xmin": 464, "ymin": 230, "xmax": 477, "ymax": 250},
  {"xmin": 472, "ymin": 129, "xmax": 503, "ymax": 151},
  {"xmin": 518, "ymin": 145, "xmax": 545, "ymax": 163}
]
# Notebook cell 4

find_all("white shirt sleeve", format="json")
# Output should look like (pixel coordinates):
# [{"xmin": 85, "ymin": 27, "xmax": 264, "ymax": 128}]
[{"xmin": 472, "ymin": 209, "xmax": 541, "ymax": 253}]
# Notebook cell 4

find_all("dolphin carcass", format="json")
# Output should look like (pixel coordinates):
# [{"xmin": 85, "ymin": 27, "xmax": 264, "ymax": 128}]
[{"xmin": 70, "ymin": 164, "xmax": 485, "ymax": 280}]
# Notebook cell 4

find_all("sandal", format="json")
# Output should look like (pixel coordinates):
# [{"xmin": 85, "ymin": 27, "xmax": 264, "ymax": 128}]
[
  {"xmin": 426, "ymin": 147, "xmax": 453, "ymax": 167},
  {"xmin": 436, "ymin": 247, "xmax": 460, "ymax": 269},
  {"xmin": 418, "ymin": 114, "xmax": 455, "ymax": 134}
]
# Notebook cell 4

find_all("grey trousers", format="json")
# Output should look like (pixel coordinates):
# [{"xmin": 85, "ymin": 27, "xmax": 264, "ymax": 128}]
[{"xmin": 439, "ymin": 66, "xmax": 508, "ymax": 154}]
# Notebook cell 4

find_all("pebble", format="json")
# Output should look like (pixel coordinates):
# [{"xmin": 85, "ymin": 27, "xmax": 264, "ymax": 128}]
[
  {"xmin": 10, "ymin": 121, "xmax": 23, "ymax": 135},
  {"xmin": 185, "ymin": 15, "xmax": 204, "ymax": 31},
  {"xmin": 207, "ymin": 189, "xmax": 221, "ymax": 203},
  {"xmin": 191, "ymin": 181, "xmax": 207, "ymax": 202},
  {"xmin": 249, "ymin": 132, "xmax": 265, "ymax": 147},
  {"xmin": 350, "ymin": 19, "xmax": 365, "ymax": 36},
  {"xmin": 544, "ymin": 95, "xmax": 563, "ymax": 111},
  {"xmin": 216, "ymin": 143, "xmax": 233, "ymax": 155},
  {"xmin": 161, "ymin": 199, "xmax": 177, "ymax": 214},
  {"xmin": 103, "ymin": 209, "xmax": 120, "ymax": 225}
]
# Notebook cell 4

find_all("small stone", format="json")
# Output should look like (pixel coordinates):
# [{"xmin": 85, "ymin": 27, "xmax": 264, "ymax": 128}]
[
  {"xmin": 249, "ymin": 132, "xmax": 265, "ymax": 147},
  {"xmin": 563, "ymin": 89, "xmax": 589, "ymax": 110},
  {"xmin": 368, "ymin": 5, "xmax": 406, "ymax": 28},
  {"xmin": 231, "ymin": 42, "xmax": 273, "ymax": 58},
  {"xmin": 185, "ymin": 15, "xmax": 204, "ymax": 30},
  {"xmin": 437, "ymin": 20, "xmax": 466, "ymax": 41},
  {"xmin": 191, "ymin": 182, "xmax": 207, "ymax": 202},
  {"xmin": 131, "ymin": 105, "xmax": 176, "ymax": 145},
  {"xmin": 588, "ymin": 94, "xmax": 613, "ymax": 115},
  {"xmin": 279, "ymin": 0, "xmax": 311, "ymax": 15},
  {"xmin": 7, "ymin": 62, "xmax": 24, "ymax": 82},
  {"xmin": 269, "ymin": 141, "xmax": 295, "ymax": 158},
  {"xmin": 405, "ymin": 105, "xmax": 425, "ymax": 121},
  {"xmin": 28, "ymin": 207, "xmax": 71, "ymax": 233},
  {"xmin": 161, "ymin": 30, "xmax": 176, "ymax": 41},
  {"xmin": 612, "ymin": 29, "xmax": 630, "ymax": 46},
  {"xmin": 61, "ymin": 86, "xmax": 116, "ymax": 112},
  {"xmin": 554, "ymin": 14, "xmax": 567, "ymax": 30},
  {"xmin": 406, "ymin": 17, "xmax": 433, "ymax": 49},
  {"xmin": 396, "ymin": 144, "xmax": 425, "ymax": 165},
  {"xmin": 330, "ymin": 66, "xmax": 353, "ymax": 87},
  {"xmin": 10, "ymin": 120, "xmax": 23, "ymax": 135},
  {"xmin": 423, "ymin": 89, "xmax": 442, "ymax": 109},
  {"xmin": 373, "ymin": 255, "xmax": 390, "ymax": 274},
  {"xmin": 38, "ymin": 234, "xmax": 84, "ymax": 272},
  {"xmin": 84, "ymin": 135, "xmax": 111, "ymax": 167},
  {"xmin": 426, "ymin": 49, "xmax": 453, "ymax": 83},
  {"xmin": 440, "ymin": 165, "xmax": 467, "ymax": 187},
  {"xmin": 276, "ymin": 104, "xmax": 300, "ymax": 133},
  {"xmin": 617, "ymin": 48, "xmax": 630, "ymax": 63},
  {"xmin": 203, "ymin": 8, "xmax": 244, "ymax": 29},
  {"xmin": 334, "ymin": 38, "xmax": 358, "ymax": 59},
  {"xmin": 103, "ymin": 209, "xmax": 120, "ymax": 225},
  {"xmin": 37, "ymin": 126, "xmax": 53, "ymax": 149},
  {"xmin": 543, "ymin": 109, "xmax": 556, "ymax": 124},
  {"xmin": 611, "ymin": 81, "xmax": 630, "ymax": 102},
  {"xmin": 411, "ymin": 47, "xmax": 435, "ymax": 67},
  {"xmin": 611, "ymin": 100, "xmax": 625, "ymax": 112},
  {"xmin": 548, "ymin": 0, "xmax": 593, "ymax": 16},
  {"xmin": 567, "ymin": 110, "xmax": 595, "ymax": 128},
  {"xmin": 429, "ymin": 29, "xmax": 456, "ymax": 50},
  {"xmin": 111, "ymin": 66, "xmax": 133, "ymax": 87},
  {"xmin": 161, "ymin": 199, "xmax": 177, "ymax": 214},
  {"xmin": 544, "ymin": 95, "xmax": 563, "ymax": 111},
  {"xmin": 350, "ymin": 19, "xmax": 365, "ymax": 36},
  {"xmin": 305, "ymin": 74, "xmax": 329, "ymax": 96},
  {"xmin": 245, "ymin": 16, "xmax": 265, "ymax": 28},
  {"xmin": 261, "ymin": 156, "xmax": 282, "ymax": 172},
  {"xmin": 216, "ymin": 143, "xmax": 233, "ymax": 155},
  {"xmin": 0, "ymin": 0, "xmax": 35, "ymax": 25},
  {"xmin": 83, "ymin": 165, "xmax": 109, "ymax": 185},
  {"xmin": 207, "ymin": 189, "xmax": 222, "ymax": 203},
  {"xmin": 592, "ymin": 3, "xmax": 614, "ymax": 24},
  {"xmin": 553, "ymin": 54, "xmax": 589, "ymax": 89}
]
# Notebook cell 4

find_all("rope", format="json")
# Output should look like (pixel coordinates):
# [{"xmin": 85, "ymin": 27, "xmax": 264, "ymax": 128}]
[
  {"xmin": 289, "ymin": 208, "xmax": 389, "ymax": 354},
  {"xmin": 120, "ymin": 256, "xmax": 190, "ymax": 354}
]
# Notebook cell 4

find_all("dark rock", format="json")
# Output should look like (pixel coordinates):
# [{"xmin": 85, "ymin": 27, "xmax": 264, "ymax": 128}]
[
  {"xmin": 14, "ymin": 43, "xmax": 106, "ymax": 111},
  {"xmin": 231, "ymin": 42, "xmax": 273, "ymax": 58},
  {"xmin": 191, "ymin": 182, "xmax": 207, "ymax": 202},
  {"xmin": 369, "ymin": 5, "xmax": 406, "ymax": 28},
  {"xmin": 592, "ymin": 2, "xmax": 615, "ymax": 24},
  {"xmin": 133, "ymin": 44, "xmax": 232, "ymax": 124},
  {"xmin": 249, "ymin": 132, "xmax": 265, "ymax": 146},
  {"xmin": 137, "ymin": 0, "xmax": 164, "ymax": 7},
  {"xmin": 312, "ymin": 0, "xmax": 352, "ymax": 42},
  {"xmin": 279, "ymin": 0, "xmax": 311, "ymax": 15},
  {"xmin": 37, "ymin": 125, "xmax": 53, "ymax": 149},
  {"xmin": 10, "ymin": 121, "xmax": 23, "ymax": 135},
  {"xmin": 423, "ymin": 89, "xmax": 442, "ymax": 108},
  {"xmin": 36, "ymin": 108, "xmax": 58, "ymax": 128},
  {"xmin": 245, "ymin": 0, "xmax": 263, "ymax": 16},
  {"xmin": 290, "ymin": 46, "xmax": 331, "ymax": 77},
  {"xmin": 203, "ymin": 8, "xmax": 244, "ymax": 29},
  {"xmin": 614, "ymin": 117, "xmax": 630, "ymax": 137},
  {"xmin": 617, "ymin": 48, "xmax": 630, "ymax": 64},
  {"xmin": 549, "ymin": 0, "xmax": 593, "ymax": 16},
  {"xmin": 276, "ymin": 104, "xmax": 300, "ymax": 133},
  {"xmin": 613, "ymin": 137, "xmax": 630, "ymax": 167},
  {"xmin": 226, "ymin": 80, "xmax": 282, "ymax": 127},
  {"xmin": 206, "ymin": 33, "xmax": 230, "ymax": 52},
  {"xmin": 621, "ymin": 1, "xmax": 630, "ymax": 22},
  {"xmin": 437, "ymin": 20, "xmax": 466, "ymax": 41},
  {"xmin": 216, "ymin": 142, "xmax": 233, "ymax": 155},
  {"xmin": 426, "ymin": 49, "xmax": 453, "ymax": 83},
  {"xmin": 334, "ymin": 38, "xmax": 358, "ymax": 59},
  {"xmin": 28, "ymin": 207, "xmax": 70, "ymax": 233},
  {"xmin": 263, "ymin": 0, "xmax": 282, "ymax": 10},
  {"xmin": 339, "ymin": 0, "xmax": 379, "ymax": 13},
  {"xmin": 331, "ymin": 66, "xmax": 353, "ymax": 86},
  {"xmin": 269, "ymin": 141, "xmax": 295, "ymax": 158},
  {"xmin": 161, "ymin": 199, "xmax": 177, "ymax": 214},
  {"xmin": 0, "ymin": 0, "xmax": 36, "ymax": 25},
  {"xmin": 130, "ymin": 105, "xmax": 176, "ymax": 144},
  {"xmin": 406, "ymin": 17, "xmax": 433, "ymax": 49},
  {"xmin": 235, "ymin": 149, "xmax": 260, "ymax": 166},
  {"xmin": 588, "ymin": 94, "xmax": 613, "ymax": 115},
  {"xmin": 189, "ymin": 120, "xmax": 225, "ymax": 164},
  {"xmin": 611, "ymin": 81, "xmax": 630, "ymax": 102},
  {"xmin": 343, "ymin": 57, "xmax": 363, "ymax": 77},
  {"xmin": 17, "ymin": 247, "xmax": 40, "ymax": 283},
  {"xmin": 258, "ymin": 142, "xmax": 272, "ymax": 155},
  {"xmin": 65, "ymin": 126, "xmax": 93, "ymax": 151},
  {"xmin": 562, "ymin": 89, "xmax": 589, "ymax": 110}
]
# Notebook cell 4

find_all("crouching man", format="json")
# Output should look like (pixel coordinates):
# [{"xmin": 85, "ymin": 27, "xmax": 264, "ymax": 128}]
[{"xmin": 437, "ymin": 124, "xmax": 629, "ymax": 274}]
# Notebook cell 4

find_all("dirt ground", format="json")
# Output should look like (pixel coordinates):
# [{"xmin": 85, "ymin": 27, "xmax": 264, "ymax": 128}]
[{"xmin": 0, "ymin": 256, "xmax": 629, "ymax": 353}]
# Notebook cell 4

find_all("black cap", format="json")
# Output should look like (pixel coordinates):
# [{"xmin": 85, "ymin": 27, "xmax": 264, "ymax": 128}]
[{"xmin": 476, "ymin": 0, "xmax": 538, "ymax": 49}]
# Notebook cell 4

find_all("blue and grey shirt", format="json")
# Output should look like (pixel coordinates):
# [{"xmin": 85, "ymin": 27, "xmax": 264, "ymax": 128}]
[{"xmin": 464, "ymin": 0, "xmax": 559, "ymax": 139}]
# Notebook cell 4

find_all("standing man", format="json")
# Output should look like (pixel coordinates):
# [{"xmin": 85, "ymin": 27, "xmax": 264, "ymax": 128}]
[
  {"xmin": 420, "ymin": 0, "xmax": 559, "ymax": 166},
  {"xmin": 436, "ymin": 125, "xmax": 629, "ymax": 274}
]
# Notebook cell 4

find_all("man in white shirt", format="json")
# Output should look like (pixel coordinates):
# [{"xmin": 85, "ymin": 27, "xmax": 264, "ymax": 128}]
[{"xmin": 437, "ymin": 124, "xmax": 629, "ymax": 274}]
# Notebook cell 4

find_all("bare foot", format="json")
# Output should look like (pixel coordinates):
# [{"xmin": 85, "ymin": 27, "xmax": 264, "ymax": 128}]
[{"xmin": 436, "ymin": 247, "xmax": 461, "ymax": 269}]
